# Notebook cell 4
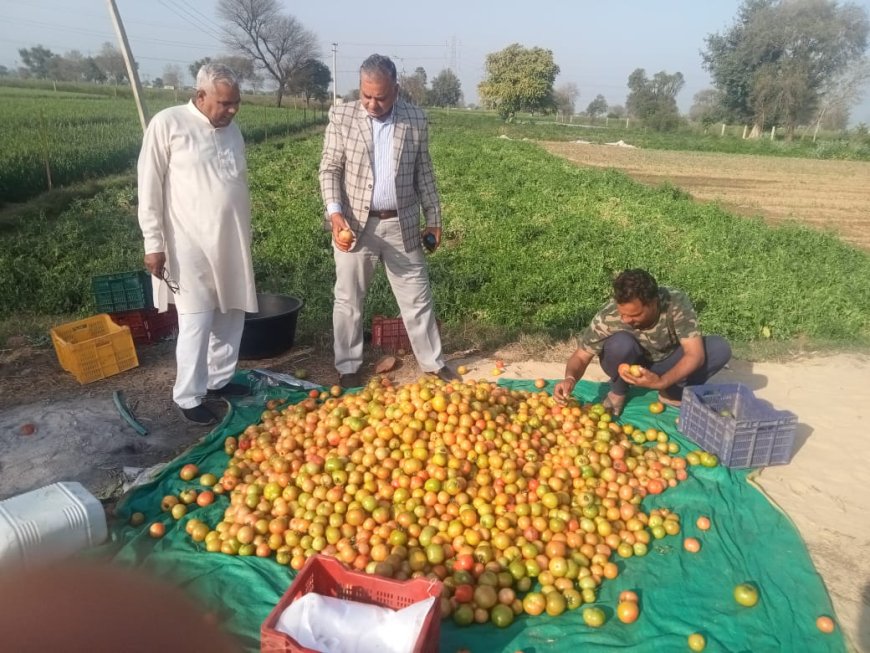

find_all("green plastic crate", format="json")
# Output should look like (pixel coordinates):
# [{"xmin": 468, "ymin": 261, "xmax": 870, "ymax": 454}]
[{"xmin": 91, "ymin": 270, "xmax": 153, "ymax": 313}]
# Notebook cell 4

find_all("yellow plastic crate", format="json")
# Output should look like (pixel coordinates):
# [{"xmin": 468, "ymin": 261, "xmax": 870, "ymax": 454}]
[{"xmin": 50, "ymin": 314, "xmax": 139, "ymax": 384}]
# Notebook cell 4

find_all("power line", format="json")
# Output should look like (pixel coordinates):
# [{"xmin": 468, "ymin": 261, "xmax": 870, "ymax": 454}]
[
  {"xmin": 156, "ymin": 0, "xmax": 224, "ymax": 42},
  {"xmin": 0, "ymin": 16, "xmax": 217, "ymax": 51},
  {"xmin": 171, "ymin": 0, "xmax": 225, "ymax": 34},
  {"xmin": 339, "ymin": 42, "xmax": 445, "ymax": 48}
]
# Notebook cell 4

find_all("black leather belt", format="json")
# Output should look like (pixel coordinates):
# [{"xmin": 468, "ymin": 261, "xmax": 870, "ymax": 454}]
[{"xmin": 369, "ymin": 209, "xmax": 398, "ymax": 218}]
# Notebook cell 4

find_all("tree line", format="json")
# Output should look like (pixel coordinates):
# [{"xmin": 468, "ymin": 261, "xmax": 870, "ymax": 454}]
[
  {"xmin": 477, "ymin": 0, "xmax": 868, "ymax": 136},
  {"xmin": 4, "ymin": 0, "xmax": 868, "ymax": 134}
]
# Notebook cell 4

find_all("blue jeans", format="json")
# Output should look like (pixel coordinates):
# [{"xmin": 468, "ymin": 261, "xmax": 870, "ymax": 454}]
[{"xmin": 599, "ymin": 332, "xmax": 732, "ymax": 399}]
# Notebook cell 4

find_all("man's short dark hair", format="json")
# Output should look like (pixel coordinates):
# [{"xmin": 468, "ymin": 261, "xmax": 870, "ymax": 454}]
[
  {"xmin": 360, "ymin": 54, "xmax": 397, "ymax": 83},
  {"xmin": 613, "ymin": 269, "xmax": 659, "ymax": 304}
]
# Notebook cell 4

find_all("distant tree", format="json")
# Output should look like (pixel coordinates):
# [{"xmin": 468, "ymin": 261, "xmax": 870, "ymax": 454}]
[
  {"xmin": 344, "ymin": 88, "xmax": 360, "ymax": 102},
  {"xmin": 428, "ymin": 68, "xmax": 462, "ymax": 107},
  {"xmin": 189, "ymin": 57, "xmax": 213, "ymax": 80},
  {"xmin": 626, "ymin": 68, "xmax": 684, "ymax": 131},
  {"xmin": 812, "ymin": 60, "xmax": 870, "ymax": 137},
  {"xmin": 162, "ymin": 64, "xmax": 183, "ymax": 89},
  {"xmin": 49, "ymin": 50, "xmax": 89, "ymax": 82},
  {"xmin": 82, "ymin": 57, "xmax": 106, "ymax": 83},
  {"xmin": 552, "ymin": 83, "xmax": 579, "ymax": 117},
  {"xmin": 607, "ymin": 104, "xmax": 626, "ymax": 119},
  {"xmin": 0, "ymin": 65, "xmax": 9, "ymax": 77},
  {"xmin": 288, "ymin": 58, "xmax": 331, "ymax": 104},
  {"xmin": 18, "ymin": 45, "xmax": 58, "ymax": 79},
  {"xmin": 702, "ymin": 0, "xmax": 870, "ymax": 138},
  {"xmin": 152, "ymin": 77, "xmax": 164, "ymax": 89},
  {"xmin": 688, "ymin": 88, "xmax": 725, "ymax": 125},
  {"xmin": 218, "ymin": 0, "xmax": 319, "ymax": 107},
  {"xmin": 216, "ymin": 55, "xmax": 255, "ymax": 88},
  {"xmin": 94, "ymin": 42, "xmax": 129, "ymax": 84},
  {"xmin": 478, "ymin": 43, "xmax": 560, "ymax": 120},
  {"xmin": 586, "ymin": 94, "xmax": 608, "ymax": 118},
  {"xmin": 399, "ymin": 67, "xmax": 428, "ymax": 105}
]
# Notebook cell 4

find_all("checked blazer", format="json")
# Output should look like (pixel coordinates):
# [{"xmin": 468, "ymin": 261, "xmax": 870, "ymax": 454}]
[{"xmin": 319, "ymin": 99, "xmax": 442, "ymax": 252}]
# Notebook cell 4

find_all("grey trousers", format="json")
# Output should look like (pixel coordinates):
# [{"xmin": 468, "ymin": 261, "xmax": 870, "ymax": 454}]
[
  {"xmin": 600, "ymin": 331, "xmax": 732, "ymax": 399},
  {"xmin": 332, "ymin": 217, "xmax": 444, "ymax": 374}
]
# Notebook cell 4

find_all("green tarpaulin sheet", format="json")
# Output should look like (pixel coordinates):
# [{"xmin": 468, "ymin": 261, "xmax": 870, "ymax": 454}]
[{"xmin": 99, "ymin": 377, "xmax": 845, "ymax": 653}]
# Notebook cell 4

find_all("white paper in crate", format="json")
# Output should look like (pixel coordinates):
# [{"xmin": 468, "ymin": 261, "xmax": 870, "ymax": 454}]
[{"xmin": 276, "ymin": 593, "xmax": 435, "ymax": 653}]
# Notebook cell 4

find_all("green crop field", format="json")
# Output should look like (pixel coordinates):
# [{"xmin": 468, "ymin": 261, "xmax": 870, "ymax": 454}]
[
  {"xmin": 1, "ymin": 103, "xmax": 869, "ymax": 354},
  {"xmin": 0, "ymin": 84, "xmax": 326, "ymax": 205}
]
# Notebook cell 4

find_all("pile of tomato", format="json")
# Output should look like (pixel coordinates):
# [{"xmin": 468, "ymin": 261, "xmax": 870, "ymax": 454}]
[{"xmin": 182, "ymin": 376, "xmax": 700, "ymax": 629}]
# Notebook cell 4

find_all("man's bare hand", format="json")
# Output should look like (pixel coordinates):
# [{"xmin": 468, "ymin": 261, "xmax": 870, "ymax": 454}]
[
  {"xmin": 330, "ymin": 213, "xmax": 353, "ymax": 252},
  {"xmin": 143, "ymin": 252, "xmax": 166, "ymax": 277},
  {"xmin": 553, "ymin": 378, "xmax": 575, "ymax": 405},
  {"xmin": 618, "ymin": 365, "xmax": 663, "ymax": 390}
]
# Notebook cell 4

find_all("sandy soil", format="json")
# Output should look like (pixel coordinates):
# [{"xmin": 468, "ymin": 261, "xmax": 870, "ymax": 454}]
[{"xmin": 0, "ymin": 340, "xmax": 867, "ymax": 651}]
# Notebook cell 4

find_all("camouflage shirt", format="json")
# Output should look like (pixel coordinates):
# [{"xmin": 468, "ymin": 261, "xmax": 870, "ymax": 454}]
[{"xmin": 578, "ymin": 287, "xmax": 701, "ymax": 362}]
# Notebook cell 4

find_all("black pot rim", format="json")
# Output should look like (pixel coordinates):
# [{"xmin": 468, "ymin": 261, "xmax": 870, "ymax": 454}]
[{"xmin": 245, "ymin": 293, "xmax": 304, "ymax": 324}]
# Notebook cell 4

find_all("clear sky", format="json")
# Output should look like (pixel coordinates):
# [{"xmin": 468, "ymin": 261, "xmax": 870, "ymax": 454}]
[{"xmin": 2, "ymin": 0, "xmax": 870, "ymax": 124}]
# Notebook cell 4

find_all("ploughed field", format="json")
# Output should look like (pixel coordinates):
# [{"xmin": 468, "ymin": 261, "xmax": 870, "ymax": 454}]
[{"xmin": 542, "ymin": 141, "xmax": 870, "ymax": 251}]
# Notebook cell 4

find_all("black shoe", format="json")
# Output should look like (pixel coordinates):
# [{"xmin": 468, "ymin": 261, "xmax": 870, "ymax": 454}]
[
  {"xmin": 178, "ymin": 404, "xmax": 218, "ymax": 425},
  {"xmin": 206, "ymin": 382, "xmax": 250, "ymax": 398},
  {"xmin": 338, "ymin": 372, "xmax": 361, "ymax": 389},
  {"xmin": 432, "ymin": 366, "xmax": 462, "ymax": 383}
]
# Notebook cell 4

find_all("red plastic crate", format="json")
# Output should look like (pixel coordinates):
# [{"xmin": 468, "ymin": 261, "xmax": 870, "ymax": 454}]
[
  {"xmin": 110, "ymin": 306, "xmax": 178, "ymax": 345},
  {"xmin": 371, "ymin": 315, "xmax": 440, "ymax": 354},
  {"xmin": 261, "ymin": 555, "xmax": 442, "ymax": 653}
]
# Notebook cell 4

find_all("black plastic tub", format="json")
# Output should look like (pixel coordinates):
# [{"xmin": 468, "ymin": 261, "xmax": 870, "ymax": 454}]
[{"xmin": 239, "ymin": 293, "xmax": 303, "ymax": 359}]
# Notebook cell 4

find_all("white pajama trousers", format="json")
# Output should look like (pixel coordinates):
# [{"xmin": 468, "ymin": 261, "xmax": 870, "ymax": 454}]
[
  {"xmin": 333, "ymin": 217, "xmax": 444, "ymax": 375},
  {"xmin": 173, "ymin": 308, "xmax": 245, "ymax": 408}
]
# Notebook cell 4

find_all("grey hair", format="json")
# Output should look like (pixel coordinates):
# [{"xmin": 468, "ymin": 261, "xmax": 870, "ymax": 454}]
[
  {"xmin": 196, "ymin": 63, "xmax": 238, "ymax": 91},
  {"xmin": 360, "ymin": 54, "xmax": 397, "ymax": 83}
]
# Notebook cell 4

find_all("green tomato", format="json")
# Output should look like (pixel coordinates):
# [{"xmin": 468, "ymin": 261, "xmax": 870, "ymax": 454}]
[
  {"xmin": 582, "ymin": 606, "xmax": 606, "ymax": 627},
  {"xmin": 734, "ymin": 582, "xmax": 759, "ymax": 607}
]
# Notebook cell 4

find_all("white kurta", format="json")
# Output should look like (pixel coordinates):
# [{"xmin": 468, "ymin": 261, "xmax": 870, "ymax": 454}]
[{"xmin": 137, "ymin": 102, "xmax": 258, "ymax": 314}]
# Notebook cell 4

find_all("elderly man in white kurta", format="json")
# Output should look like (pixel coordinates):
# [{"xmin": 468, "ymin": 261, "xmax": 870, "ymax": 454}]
[{"xmin": 137, "ymin": 63, "xmax": 257, "ymax": 425}]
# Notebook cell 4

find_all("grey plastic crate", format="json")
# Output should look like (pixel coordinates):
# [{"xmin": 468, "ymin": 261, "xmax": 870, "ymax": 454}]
[{"xmin": 678, "ymin": 383, "xmax": 797, "ymax": 469}]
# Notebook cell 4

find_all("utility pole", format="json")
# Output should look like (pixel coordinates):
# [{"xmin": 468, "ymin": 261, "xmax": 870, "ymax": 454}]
[
  {"xmin": 106, "ymin": 0, "xmax": 149, "ymax": 131},
  {"xmin": 331, "ymin": 43, "xmax": 338, "ymax": 105}
]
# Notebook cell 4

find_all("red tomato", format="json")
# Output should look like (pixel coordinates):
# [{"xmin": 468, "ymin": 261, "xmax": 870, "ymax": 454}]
[
  {"xmin": 453, "ymin": 584, "xmax": 474, "ymax": 604},
  {"xmin": 647, "ymin": 479, "xmax": 665, "ymax": 494},
  {"xmin": 453, "ymin": 553, "xmax": 474, "ymax": 572},
  {"xmin": 619, "ymin": 590, "xmax": 639, "ymax": 603},
  {"xmin": 816, "ymin": 616, "xmax": 835, "ymax": 633},
  {"xmin": 616, "ymin": 600, "xmax": 639, "ymax": 624},
  {"xmin": 683, "ymin": 537, "xmax": 701, "ymax": 553}
]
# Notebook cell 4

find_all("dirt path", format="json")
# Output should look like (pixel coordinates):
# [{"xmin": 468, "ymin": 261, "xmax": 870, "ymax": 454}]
[{"xmin": 541, "ymin": 141, "xmax": 870, "ymax": 250}]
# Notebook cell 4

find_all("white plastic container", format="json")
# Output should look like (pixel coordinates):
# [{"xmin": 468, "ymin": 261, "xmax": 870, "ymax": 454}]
[{"xmin": 0, "ymin": 481, "xmax": 107, "ymax": 571}]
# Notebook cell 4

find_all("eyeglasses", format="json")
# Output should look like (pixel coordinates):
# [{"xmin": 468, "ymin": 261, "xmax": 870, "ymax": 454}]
[{"xmin": 161, "ymin": 268, "xmax": 179, "ymax": 295}]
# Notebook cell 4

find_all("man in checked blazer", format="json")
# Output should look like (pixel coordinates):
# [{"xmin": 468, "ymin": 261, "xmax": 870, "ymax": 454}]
[{"xmin": 319, "ymin": 53, "xmax": 460, "ymax": 388}]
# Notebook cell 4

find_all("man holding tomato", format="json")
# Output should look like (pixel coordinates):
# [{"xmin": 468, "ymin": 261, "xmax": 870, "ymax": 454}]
[
  {"xmin": 319, "ymin": 54, "xmax": 459, "ymax": 388},
  {"xmin": 553, "ymin": 269, "xmax": 731, "ymax": 415}
]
